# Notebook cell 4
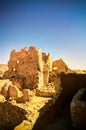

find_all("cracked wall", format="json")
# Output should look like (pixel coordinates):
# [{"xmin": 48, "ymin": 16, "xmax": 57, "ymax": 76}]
[{"xmin": 7, "ymin": 46, "xmax": 52, "ymax": 90}]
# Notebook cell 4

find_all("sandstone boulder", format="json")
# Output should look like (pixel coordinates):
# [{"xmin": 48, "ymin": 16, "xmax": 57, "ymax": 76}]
[{"xmin": 8, "ymin": 85, "xmax": 22, "ymax": 100}]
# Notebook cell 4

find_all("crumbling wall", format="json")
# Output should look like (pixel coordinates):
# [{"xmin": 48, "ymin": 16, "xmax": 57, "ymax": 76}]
[
  {"xmin": 6, "ymin": 46, "xmax": 52, "ymax": 90},
  {"xmin": 53, "ymin": 58, "xmax": 69, "ymax": 73},
  {"xmin": 7, "ymin": 47, "xmax": 44, "ymax": 89},
  {"xmin": 37, "ymin": 49, "xmax": 44, "ymax": 88},
  {"xmin": 42, "ymin": 53, "xmax": 52, "ymax": 85}
]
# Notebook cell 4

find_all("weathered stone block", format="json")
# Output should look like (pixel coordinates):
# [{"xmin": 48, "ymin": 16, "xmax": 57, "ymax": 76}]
[{"xmin": 8, "ymin": 85, "xmax": 22, "ymax": 100}]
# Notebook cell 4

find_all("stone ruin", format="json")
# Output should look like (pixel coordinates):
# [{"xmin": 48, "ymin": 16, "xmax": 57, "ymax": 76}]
[
  {"xmin": 53, "ymin": 58, "xmax": 69, "ymax": 73},
  {"xmin": 2, "ymin": 46, "xmax": 61, "ymax": 102},
  {"xmin": 6, "ymin": 46, "xmax": 52, "ymax": 88},
  {"xmin": 0, "ymin": 46, "xmax": 86, "ymax": 130}
]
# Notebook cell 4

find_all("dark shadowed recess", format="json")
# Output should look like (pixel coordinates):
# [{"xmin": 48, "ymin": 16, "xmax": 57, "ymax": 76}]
[
  {"xmin": 0, "ymin": 101, "xmax": 27, "ymax": 130},
  {"xmin": 33, "ymin": 73, "xmax": 86, "ymax": 130}
]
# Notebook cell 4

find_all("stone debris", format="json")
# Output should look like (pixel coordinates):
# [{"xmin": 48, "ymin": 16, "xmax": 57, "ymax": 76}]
[
  {"xmin": 8, "ymin": 85, "xmax": 22, "ymax": 100},
  {"xmin": 35, "ymin": 82, "xmax": 56, "ymax": 97},
  {"xmin": 0, "ymin": 46, "xmax": 86, "ymax": 130},
  {"xmin": 1, "ymin": 83, "xmax": 9, "ymax": 98},
  {"xmin": 1, "ymin": 46, "xmax": 63, "ymax": 102}
]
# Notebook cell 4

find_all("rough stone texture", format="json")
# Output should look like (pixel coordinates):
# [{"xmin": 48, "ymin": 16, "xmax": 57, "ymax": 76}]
[
  {"xmin": 0, "ymin": 46, "xmax": 86, "ymax": 130},
  {"xmin": 0, "ymin": 79, "xmax": 13, "ymax": 93},
  {"xmin": 2, "ymin": 46, "xmax": 53, "ymax": 100},
  {"xmin": 53, "ymin": 58, "xmax": 69, "ymax": 73},
  {"xmin": 0, "ymin": 64, "xmax": 8, "ymax": 78},
  {"xmin": 49, "ymin": 72, "xmax": 61, "ymax": 90},
  {"xmin": 42, "ymin": 52, "xmax": 52, "ymax": 85},
  {"xmin": 49, "ymin": 71, "xmax": 57, "ymax": 82},
  {"xmin": 14, "ymin": 88, "xmax": 63, "ymax": 130},
  {"xmin": 1, "ymin": 83, "xmax": 9, "ymax": 98},
  {"xmin": 22, "ymin": 89, "xmax": 30, "ymax": 101},
  {"xmin": 8, "ymin": 85, "xmax": 22, "ymax": 100},
  {"xmin": 0, "ymin": 94, "xmax": 5, "ymax": 102},
  {"xmin": 17, "ymin": 89, "xmax": 35, "ymax": 103},
  {"xmin": 35, "ymin": 83, "xmax": 56, "ymax": 97},
  {"xmin": 42, "ymin": 53, "xmax": 52, "ymax": 72},
  {"xmin": 0, "ymin": 101, "xmax": 27, "ymax": 130},
  {"xmin": 70, "ymin": 88, "xmax": 86, "ymax": 129},
  {"xmin": 13, "ymin": 96, "xmax": 52, "ymax": 130},
  {"xmin": 8, "ymin": 47, "xmax": 43, "ymax": 89},
  {"xmin": 5, "ymin": 46, "xmax": 52, "ymax": 90},
  {"xmin": 11, "ymin": 78, "xmax": 23, "ymax": 90}
]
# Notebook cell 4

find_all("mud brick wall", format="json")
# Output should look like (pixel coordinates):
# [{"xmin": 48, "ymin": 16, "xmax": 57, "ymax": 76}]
[
  {"xmin": 7, "ymin": 46, "xmax": 52, "ymax": 89},
  {"xmin": 7, "ymin": 47, "xmax": 44, "ymax": 89}
]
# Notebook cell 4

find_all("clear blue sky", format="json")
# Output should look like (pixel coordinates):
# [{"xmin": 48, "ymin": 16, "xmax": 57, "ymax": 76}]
[{"xmin": 0, "ymin": 0, "xmax": 86, "ymax": 69}]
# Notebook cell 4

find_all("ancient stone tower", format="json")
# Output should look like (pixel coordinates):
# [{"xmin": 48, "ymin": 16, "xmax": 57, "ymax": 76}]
[{"xmin": 7, "ymin": 46, "xmax": 52, "ymax": 89}]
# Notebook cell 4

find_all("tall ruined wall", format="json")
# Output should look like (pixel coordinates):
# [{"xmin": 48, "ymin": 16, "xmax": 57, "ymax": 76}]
[
  {"xmin": 7, "ymin": 46, "xmax": 44, "ymax": 89},
  {"xmin": 36, "ymin": 49, "xmax": 44, "ymax": 88},
  {"xmin": 7, "ymin": 46, "xmax": 53, "ymax": 89},
  {"xmin": 42, "ymin": 53, "xmax": 52, "ymax": 85}
]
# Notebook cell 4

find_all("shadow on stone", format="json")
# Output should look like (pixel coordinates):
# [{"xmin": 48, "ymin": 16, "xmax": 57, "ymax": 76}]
[
  {"xmin": 33, "ymin": 73, "xmax": 86, "ymax": 130},
  {"xmin": 80, "ymin": 89, "xmax": 86, "ymax": 101},
  {"xmin": 0, "ymin": 101, "xmax": 27, "ymax": 130},
  {"xmin": 33, "ymin": 89, "xmax": 65, "ymax": 130}
]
